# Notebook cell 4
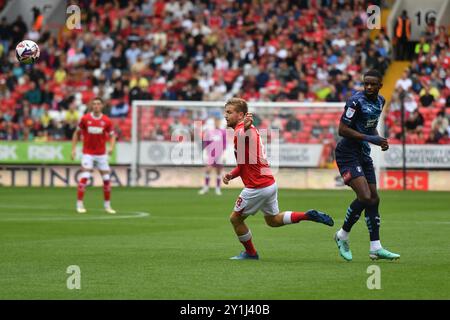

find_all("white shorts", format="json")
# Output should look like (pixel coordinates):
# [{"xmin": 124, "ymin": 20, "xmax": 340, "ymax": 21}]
[
  {"xmin": 233, "ymin": 183, "xmax": 279, "ymax": 216},
  {"xmin": 81, "ymin": 154, "xmax": 110, "ymax": 171}
]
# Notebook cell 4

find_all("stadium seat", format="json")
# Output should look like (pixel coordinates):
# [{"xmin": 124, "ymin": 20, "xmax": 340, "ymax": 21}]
[
  {"xmin": 82, "ymin": 91, "xmax": 95, "ymax": 104},
  {"xmin": 283, "ymin": 132, "xmax": 293, "ymax": 142},
  {"xmin": 319, "ymin": 119, "xmax": 330, "ymax": 127},
  {"xmin": 389, "ymin": 138, "xmax": 402, "ymax": 144}
]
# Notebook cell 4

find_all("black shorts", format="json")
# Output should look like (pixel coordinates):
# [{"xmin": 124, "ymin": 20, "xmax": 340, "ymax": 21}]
[{"xmin": 335, "ymin": 148, "xmax": 376, "ymax": 185}]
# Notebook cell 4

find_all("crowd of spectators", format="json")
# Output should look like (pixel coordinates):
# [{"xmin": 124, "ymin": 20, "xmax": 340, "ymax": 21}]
[
  {"xmin": 0, "ymin": 0, "xmax": 392, "ymax": 142},
  {"xmin": 385, "ymin": 22, "xmax": 450, "ymax": 144}
]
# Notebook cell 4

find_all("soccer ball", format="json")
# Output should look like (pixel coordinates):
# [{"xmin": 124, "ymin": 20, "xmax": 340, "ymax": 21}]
[{"xmin": 15, "ymin": 40, "xmax": 40, "ymax": 64}]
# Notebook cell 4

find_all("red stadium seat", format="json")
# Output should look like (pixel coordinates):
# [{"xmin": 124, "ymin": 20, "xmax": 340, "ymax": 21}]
[
  {"xmin": 260, "ymin": 119, "xmax": 270, "ymax": 129},
  {"xmin": 309, "ymin": 113, "xmax": 321, "ymax": 120},
  {"xmin": 82, "ymin": 91, "xmax": 95, "ymax": 104},
  {"xmin": 416, "ymin": 138, "xmax": 426, "ymax": 144},
  {"xmin": 322, "ymin": 113, "xmax": 335, "ymax": 120},
  {"xmin": 319, "ymin": 119, "xmax": 330, "ymax": 127}
]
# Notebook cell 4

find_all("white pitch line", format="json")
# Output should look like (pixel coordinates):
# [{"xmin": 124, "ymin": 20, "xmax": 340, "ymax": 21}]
[{"xmin": 0, "ymin": 210, "xmax": 150, "ymax": 222}]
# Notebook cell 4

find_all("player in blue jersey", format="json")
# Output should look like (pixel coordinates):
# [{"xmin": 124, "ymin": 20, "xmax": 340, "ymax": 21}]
[{"xmin": 334, "ymin": 69, "xmax": 400, "ymax": 261}]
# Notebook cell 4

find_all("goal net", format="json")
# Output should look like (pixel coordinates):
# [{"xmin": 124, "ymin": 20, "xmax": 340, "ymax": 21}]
[{"xmin": 127, "ymin": 100, "xmax": 385, "ymax": 187}]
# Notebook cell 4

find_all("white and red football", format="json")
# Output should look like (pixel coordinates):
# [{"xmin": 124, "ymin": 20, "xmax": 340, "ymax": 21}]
[{"xmin": 15, "ymin": 40, "xmax": 40, "ymax": 64}]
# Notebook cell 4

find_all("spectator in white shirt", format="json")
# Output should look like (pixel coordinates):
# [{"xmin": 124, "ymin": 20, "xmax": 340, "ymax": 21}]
[
  {"xmin": 404, "ymin": 93, "xmax": 418, "ymax": 113},
  {"xmin": 198, "ymin": 73, "xmax": 214, "ymax": 94},
  {"xmin": 99, "ymin": 34, "xmax": 114, "ymax": 51},
  {"xmin": 165, "ymin": 1, "xmax": 181, "ymax": 18},
  {"xmin": 395, "ymin": 70, "xmax": 413, "ymax": 91},
  {"xmin": 180, "ymin": 0, "xmax": 194, "ymax": 17},
  {"xmin": 215, "ymin": 55, "xmax": 229, "ymax": 71},
  {"xmin": 331, "ymin": 31, "xmax": 347, "ymax": 48},
  {"xmin": 67, "ymin": 47, "xmax": 86, "ymax": 67},
  {"xmin": 125, "ymin": 42, "xmax": 142, "ymax": 68}
]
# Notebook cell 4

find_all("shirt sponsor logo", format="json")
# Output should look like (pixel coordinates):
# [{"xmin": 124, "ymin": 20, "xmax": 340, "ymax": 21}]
[
  {"xmin": 365, "ymin": 118, "xmax": 378, "ymax": 128},
  {"xmin": 87, "ymin": 126, "xmax": 104, "ymax": 134}
]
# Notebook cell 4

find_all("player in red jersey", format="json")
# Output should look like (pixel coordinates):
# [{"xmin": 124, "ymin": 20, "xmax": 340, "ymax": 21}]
[
  {"xmin": 71, "ymin": 97, "xmax": 116, "ymax": 214},
  {"xmin": 223, "ymin": 98, "xmax": 334, "ymax": 260}
]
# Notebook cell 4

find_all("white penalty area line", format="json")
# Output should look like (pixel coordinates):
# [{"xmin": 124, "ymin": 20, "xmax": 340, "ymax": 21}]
[{"xmin": 0, "ymin": 206, "xmax": 151, "ymax": 221}]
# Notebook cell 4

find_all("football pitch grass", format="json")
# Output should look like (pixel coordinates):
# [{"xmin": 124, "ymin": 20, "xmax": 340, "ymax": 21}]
[{"xmin": 0, "ymin": 187, "xmax": 449, "ymax": 300}]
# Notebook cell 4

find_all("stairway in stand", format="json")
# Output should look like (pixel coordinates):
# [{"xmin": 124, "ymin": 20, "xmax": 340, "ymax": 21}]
[{"xmin": 379, "ymin": 61, "xmax": 411, "ymax": 106}]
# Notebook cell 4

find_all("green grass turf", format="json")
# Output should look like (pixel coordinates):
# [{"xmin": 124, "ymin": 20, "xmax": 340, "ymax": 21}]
[{"xmin": 0, "ymin": 187, "xmax": 449, "ymax": 299}]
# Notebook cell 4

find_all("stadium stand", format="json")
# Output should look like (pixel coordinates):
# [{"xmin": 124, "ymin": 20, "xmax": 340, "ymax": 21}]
[
  {"xmin": 0, "ymin": 0, "xmax": 448, "ymax": 145},
  {"xmin": 385, "ymin": 24, "xmax": 450, "ymax": 144}
]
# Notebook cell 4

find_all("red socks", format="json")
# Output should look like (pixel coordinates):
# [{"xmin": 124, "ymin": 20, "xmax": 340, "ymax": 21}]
[
  {"xmin": 291, "ymin": 211, "xmax": 308, "ymax": 223},
  {"xmin": 77, "ymin": 174, "xmax": 111, "ymax": 205},
  {"xmin": 77, "ymin": 178, "xmax": 88, "ymax": 201},
  {"xmin": 241, "ymin": 239, "xmax": 257, "ymax": 256},
  {"xmin": 103, "ymin": 180, "xmax": 111, "ymax": 201},
  {"xmin": 238, "ymin": 231, "xmax": 257, "ymax": 256},
  {"xmin": 283, "ymin": 211, "xmax": 308, "ymax": 224}
]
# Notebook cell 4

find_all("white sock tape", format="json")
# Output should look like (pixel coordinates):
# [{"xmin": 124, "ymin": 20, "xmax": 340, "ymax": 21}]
[
  {"xmin": 238, "ymin": 230, "xmax": 252, "ymax": 242},
  {"xmin": 81, "ymin": 171, "xmax": 91, "ymax": 179},
  {"xmin": 283, "ymin": 211, "xmax": 293, "ymax": 225}
]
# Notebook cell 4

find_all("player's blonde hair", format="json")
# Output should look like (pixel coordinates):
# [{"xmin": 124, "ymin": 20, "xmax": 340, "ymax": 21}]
[{"xmin": 225, "ymin": 97, "xmax": 248, "ymax": 115}]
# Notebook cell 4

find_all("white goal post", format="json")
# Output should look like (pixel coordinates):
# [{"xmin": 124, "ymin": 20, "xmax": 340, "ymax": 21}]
[{"xmin": 129, "ymin": 100, "xmax": 385, "ymax": 187}]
